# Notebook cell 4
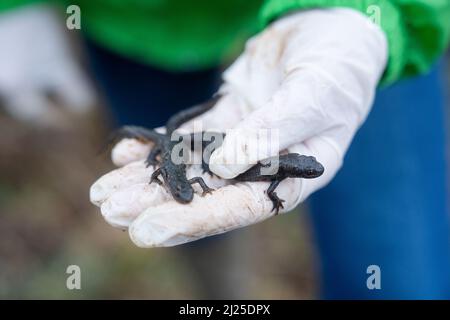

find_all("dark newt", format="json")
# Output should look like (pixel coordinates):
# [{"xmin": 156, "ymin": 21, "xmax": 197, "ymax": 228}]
[
  {"xmin": 109, "ymin": 96, "xmax": 324, "ymax": 212},
  {"xmin": 109, "ymin": 96, "xmax": 221, "ymax": 204},
  {"xmin": 185, "ymin": 132, "xmax": 324, "ymax": 213},
  {"xmin": 233, "ymin": 154, "xmax": 324, "ymax": 213}
]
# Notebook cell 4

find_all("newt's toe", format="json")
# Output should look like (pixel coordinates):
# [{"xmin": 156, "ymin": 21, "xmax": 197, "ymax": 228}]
[
  {"xmin": 150, "ymin": 177, "xmax": 163, "ymax": 185},
  {"xmin": 270, "ymin": 197, "xmax": 285, "ymax": 215},
  {"xmin": 202, "ymin": 188, "xmax": 215, "ymax": 196}
]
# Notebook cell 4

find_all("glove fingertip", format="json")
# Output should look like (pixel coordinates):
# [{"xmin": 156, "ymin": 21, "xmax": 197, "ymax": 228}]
[
  {"xmin": 129, "ymin": 217, "xmax": 175, "ymax": 248},
  {"xmin": 89, "ymin": 181, "xmax": 107, "ymax": 206},
  {"xmin": 111, "ymin": 138, "xmax": 152, "ymax": 166}
]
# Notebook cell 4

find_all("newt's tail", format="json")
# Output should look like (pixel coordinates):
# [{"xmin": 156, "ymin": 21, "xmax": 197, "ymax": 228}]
[
  {"xmin": 100, "ymin": 125, "xmax": 164, "ymax": 156},
  {"xmin": 165, "ymin": 94, "xmax": 221, "ymax": 135}
]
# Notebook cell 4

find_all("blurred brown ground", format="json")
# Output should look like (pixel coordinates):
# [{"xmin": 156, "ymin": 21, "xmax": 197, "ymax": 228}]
[{"xmin": 0, "ymin": 107, "xmax": 317, "ymax": 299}]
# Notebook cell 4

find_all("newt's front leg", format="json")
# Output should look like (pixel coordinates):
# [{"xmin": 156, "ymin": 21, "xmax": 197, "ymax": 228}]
[
  {"xmin": 150, "ymin": 168, "xmax": 163, "ymax": 185},
  {"xmin": 188, "ymin": 177, "xmax": 214, "ymax": 196},
  {"xmin": 267, "ymin": 179, "xmax": 285, "ymax": 215},
  {"xmin": 145, "ymin": 146, "xmax": 162, "ymax": 167}
]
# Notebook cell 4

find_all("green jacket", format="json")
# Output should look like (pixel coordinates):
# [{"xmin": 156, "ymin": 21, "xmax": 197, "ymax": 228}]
[{"xmin": 2, "ymin": 0, "xmax": 450, "ymax": 85}]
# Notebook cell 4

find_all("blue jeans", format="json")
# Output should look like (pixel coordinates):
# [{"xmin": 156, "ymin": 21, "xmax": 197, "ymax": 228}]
[
  {"xmin": 309, "ymin": 63, "xmax": 450, "ymax": 299},
  {"xmin": 86, "ymin": 39, "xmax": 221, "ymax": 128},
  {"xmin": 86, "ymin": 41, "xmax": 450, "ymax": 299}
]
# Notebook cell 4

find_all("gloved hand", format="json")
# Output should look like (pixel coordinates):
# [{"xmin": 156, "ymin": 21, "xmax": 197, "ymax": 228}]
[
  {"xmin": 0, "ymin": 4, "xmax": 96, "ymax": 125},
  {"xmin": 90, "ymin": 8, "xmax": 388, "ymax": 247}
]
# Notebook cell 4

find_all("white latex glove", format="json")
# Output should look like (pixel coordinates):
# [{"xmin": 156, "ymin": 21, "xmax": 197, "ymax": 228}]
[
  {"xmin": 90, "ymin": 8, "xmax": 387, "ymax": 247},
  {"xmin": 0, "ymin": 4, "xmax": 96, "ymax": 125}
]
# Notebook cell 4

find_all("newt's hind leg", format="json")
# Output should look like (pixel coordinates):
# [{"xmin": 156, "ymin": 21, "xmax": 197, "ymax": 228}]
[
  {"xmin": 267, "ymin": 180, "xmax": 285, "ymax": 215},
  {"xmin": 188, "ymin": 177, "xmax": 214, "ymax": 196},
  {"xmin": 182, "ymin": 131, "xmax": 225, "ymax": 177},
  {"xmin": 201, "ymin": 161, "xmax": 215, "ymax": 176}
]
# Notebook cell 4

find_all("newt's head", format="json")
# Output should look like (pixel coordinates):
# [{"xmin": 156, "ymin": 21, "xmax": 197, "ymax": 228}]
[
  {"xmin": 296, "ymin": 155, "xmax": 324, "ymax": 178},
  {"xmin": 167, "ymin": 179, "xmax": 194, "ymax": 204}
]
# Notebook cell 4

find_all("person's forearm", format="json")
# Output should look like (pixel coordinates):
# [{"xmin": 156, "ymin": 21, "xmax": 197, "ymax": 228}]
[
  {"xmin": 259, "ymin": 0, "xmax": 450, "ymax": 85},
  {"xmin": 0, "ymin": 0, "xmax": 46, "ymax": 13}
]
